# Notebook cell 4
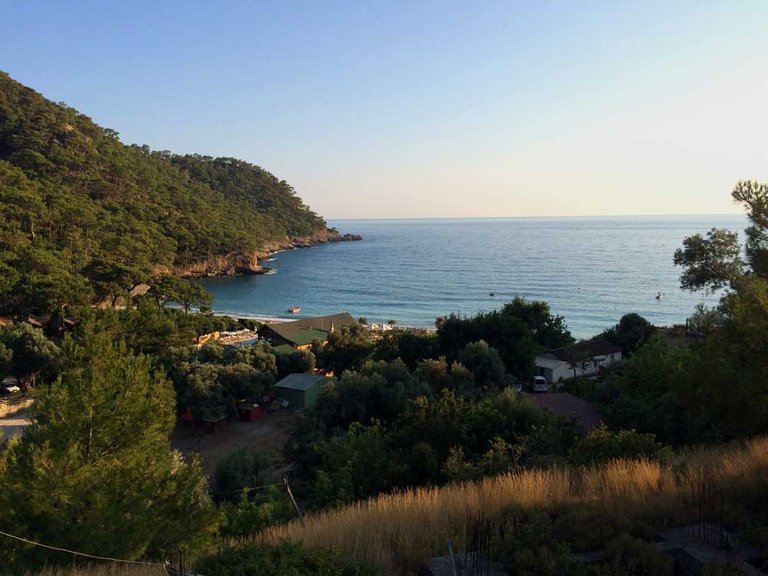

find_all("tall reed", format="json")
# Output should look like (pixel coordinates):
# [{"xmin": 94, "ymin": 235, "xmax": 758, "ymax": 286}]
[
  {"xmin": 40, "ymin": 437, "xmax": 768, "ymax": 576},
  {"xmin": 260, "ymin": 437, "xmax": 768, "ymax": 574}
]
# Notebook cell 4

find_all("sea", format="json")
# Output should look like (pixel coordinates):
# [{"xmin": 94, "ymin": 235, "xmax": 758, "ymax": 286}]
[{"xmin": 197, "ymin": 215, "xmax": 746, "ymax": 339}]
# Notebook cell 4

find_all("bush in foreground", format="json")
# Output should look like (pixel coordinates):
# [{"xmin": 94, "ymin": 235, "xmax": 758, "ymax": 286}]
[
  {"xmin": 596, "ymin": 534, "xmax": 674, "ymax": 576},
  {"xmin": 213, "ymin": 448, "xmax": 271, "ymax": 503},
  {"xmin": 195, "ymin": 542, "xmax": 377, "ymax": 576}
]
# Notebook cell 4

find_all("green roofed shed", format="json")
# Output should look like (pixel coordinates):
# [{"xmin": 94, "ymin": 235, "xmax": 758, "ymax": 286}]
[
  {"xmin": 288, "ymin": 328, "xmax": 329, "ymax": 347},
  {"xmin": 272, "ymin": 344, "xmax": 296, "ymax": 355},
  {"xmin": 274, "ymin": 374, "xmax": 327, "ymax": 409}
]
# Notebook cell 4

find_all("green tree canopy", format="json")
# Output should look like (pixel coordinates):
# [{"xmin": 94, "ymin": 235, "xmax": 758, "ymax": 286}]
[
  {"xmin": 153, "ymin": 275, "xmax": 213, "ymax": 314},
  {"xmin": 0, "ymin": 71, "xmax": 331, "ymax": 314},
  {"xmin": 674, "ymin": 180, "xmax": 768, "ymax": 293},
  {"xmin": 0, "ymin": 331, "xmax": 215, "ymax": 568},
  {"xmin": 733, "ymin": 180, "xmax": 768, "ymax": 277},
  {"xmin": 673, "ymin": 228, "xmax": 744, "ymax": 293},
  {"xmin": 456, "ymin": 340, "xmax": 507, "ymax": 391},
  {"xmin": 213, "ymin": 448, "xmax": 271, "ymax": 503},
  {"xmin": 0, "ymin": 322, "xmax": 60, "ymax": 387},
  {"xmin": 600, "ymin": 313, "xmax": 656, "ymax": 355},
  {"xmin": 316, "ymin": 323, "xmax": 375, "ymax": 375},
  {"xmin": 437, "ymin": 297, "xmax": 572, "ymax": 378}
]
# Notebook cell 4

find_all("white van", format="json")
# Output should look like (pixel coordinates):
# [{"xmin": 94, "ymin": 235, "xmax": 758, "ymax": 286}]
[{"xmin": 532, "ymin": 376, "xmax": 549, "ymax": 393}]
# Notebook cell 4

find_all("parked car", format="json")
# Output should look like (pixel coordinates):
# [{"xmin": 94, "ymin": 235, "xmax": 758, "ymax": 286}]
[
  {"xmin": 0, "ymin": 384, "xmax": 21, "ymax": 394},
  {"xmin": 1, "ymin": 376, "xmax": 20, "ymax": 394},
  {"xmin": 532, "ymin": 375, "xmax": 549, "ymax": 393}
]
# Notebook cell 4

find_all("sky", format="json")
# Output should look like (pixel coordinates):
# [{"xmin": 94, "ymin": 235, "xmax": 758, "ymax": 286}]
[{"xmin": 1, "ymin": 1, "xmax": 767, "ymax": 219}]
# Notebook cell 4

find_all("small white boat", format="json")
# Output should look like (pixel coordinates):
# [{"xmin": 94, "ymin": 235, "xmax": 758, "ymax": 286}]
[
  {"xmin": 287, "ymin": 306, "xmax": 301, "ymax": 314},
  {"xmin": 655, "ymin": 292, "xmax": 663, "ymax": 300}
]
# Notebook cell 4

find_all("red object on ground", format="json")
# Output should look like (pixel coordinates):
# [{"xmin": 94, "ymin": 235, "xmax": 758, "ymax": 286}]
[
  {"xmin": 238, "ymin": 403, "xmax": 264, "ymax": 422},
  {"xmin": 199, "ymin": 417, "xmax": 229, "ymax": 435}
]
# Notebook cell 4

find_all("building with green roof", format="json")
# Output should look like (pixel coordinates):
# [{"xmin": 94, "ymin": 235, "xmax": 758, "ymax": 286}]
[
  {"xmin": 258, "ymin": 312, "xmax": 357, "ymax": 349},
  {"xmin": 274, "ymin": 373, "xmax": 327, "ymax": 409},
  {"xmin": 271, "ymin": 344, "xmax": 296, "ymax": 355}
]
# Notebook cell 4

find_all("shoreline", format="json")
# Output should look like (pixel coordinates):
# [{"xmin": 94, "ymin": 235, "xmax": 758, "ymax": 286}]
[
  {"xmin": 212, "ymin": 309, "xmax": 436, "ymax": 331},
  {"xmin": 176, "ymin": 228, "xmax": 362, "ymax": 279},
  {"xmin": 212, "ymin": 309, "xmax": 684, "ymax": 340},
  {"xmin": 214, "ymin": 311, "xmax": 294, "ymax": 325}
]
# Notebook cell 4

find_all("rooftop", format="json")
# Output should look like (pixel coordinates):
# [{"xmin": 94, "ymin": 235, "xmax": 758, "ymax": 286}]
[
  {"xmin": 539, "ymin": 339, "xmax": 622, "ymax": 363},
  {"xmin": 272, "ymin": 344, "xmax": 296, "ymax": 355},
  {"xmin": 275, "ymin": 373, "xmax": 327, "ymax": 391},
  {"xmin": 292, "ymin": 312, "xmax": 356, "ymax": 332},
  {"xmin": 260, "ymin": 312, "xmax": 357, "ymax": 346},
  {"xmin": 528, "ymin": 392, "xmax": 602, "ymax": 431},
  {"xmin": 534, "ymin": 355, "xmax": 567, "ymax": 369}
]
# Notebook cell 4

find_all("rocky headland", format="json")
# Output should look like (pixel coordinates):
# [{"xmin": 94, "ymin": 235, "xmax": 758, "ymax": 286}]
[{"xmin": 174, "ymin": 228, "xmax": 362, "ymax": 278}]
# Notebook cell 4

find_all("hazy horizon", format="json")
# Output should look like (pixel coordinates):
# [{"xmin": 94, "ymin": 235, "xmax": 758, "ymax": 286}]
[
  {"xmin": 328, "ymin": 212, "xmax": 745, "ymax": 222},
  {"xmin": 3, "ymin": 1, "xmax": 766, "ymax": 219}
]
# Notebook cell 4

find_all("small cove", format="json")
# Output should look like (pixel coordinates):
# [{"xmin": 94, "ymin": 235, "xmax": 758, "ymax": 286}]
[{"xmin": 198, "ymin": 215, "xmax": 744, "ymax": 339}]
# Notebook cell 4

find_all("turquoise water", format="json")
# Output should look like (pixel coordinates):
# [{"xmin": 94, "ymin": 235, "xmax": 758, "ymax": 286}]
[{"xmin": 198, "ymin": 215, "xmax": 746, "ymax": 339}]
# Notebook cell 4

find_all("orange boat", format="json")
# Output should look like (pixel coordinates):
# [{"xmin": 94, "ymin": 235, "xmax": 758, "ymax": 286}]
[{"xmin": 287, "ymin": 306, "xmax": 301, "ymax": 314}]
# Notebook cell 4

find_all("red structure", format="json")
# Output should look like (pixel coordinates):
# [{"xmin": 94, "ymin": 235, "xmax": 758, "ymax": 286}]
[
  {"xmin": 237, "ymin": 402, "xmax": 264, "ymax": 422},
  {"xmin": 199, "ymin": 416, "xmax": 229, "ymax": 435},
  {"xmin": 180, "ymin": 408, "xmax": 194, "ymax": 424}
]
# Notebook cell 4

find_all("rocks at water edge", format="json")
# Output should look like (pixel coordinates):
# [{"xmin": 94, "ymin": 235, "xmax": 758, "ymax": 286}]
[{"xmin": 173, "ymin": 228, "xmax": 363, "ymax": 278}]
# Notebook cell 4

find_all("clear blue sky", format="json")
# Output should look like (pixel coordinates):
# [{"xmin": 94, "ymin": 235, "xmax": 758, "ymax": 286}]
[{"xmin": 2, "ymin": 1, "xmax": 767, "ymax": 218}]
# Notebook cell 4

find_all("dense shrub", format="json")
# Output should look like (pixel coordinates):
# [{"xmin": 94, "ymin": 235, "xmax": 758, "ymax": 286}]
[
  {"xmin": 599, "ymin": 313, "xmax": 656, "ymax": 356},
  {"xmin": 437, "ymin": 297, "xmax": 572, "ymax": 378},
  {"xmin": 456, "ymin": 340, "xmax": 507, "ymax": 390},
  {"xmin": 275, "ymin": 347, "xmax": 316, "ymax": 378},
  {"xmin": 491, "ymin": 512, "xmax": 583, "ymax": 576},
  {"xmin": 195, "ymin": 542, "xmax": 377, "ymax": 576},
  {"xmin": 213, "ymin": 448, "xmax": 271, "ymax": 503},
  {"xmin": 373, "ymin": 330, "xmax": 440, "ymax": 370},
  {"xmin": 218, "ymin": 486, "xmax": 295, "ymax": 537},
  {"xmin": 703, "ymin": 563, "xmax": 749, "ymax": 576},
  {"xmin": 569, "ymin": 425, "xmax": 671, "ymax": 466},
  {"xmin": 316, "ymin": 323, "xmax": 374, "ymax": 374},
  {"xmin": 595, "ymin": 535, "xmax": 673, "ymax": 576}
]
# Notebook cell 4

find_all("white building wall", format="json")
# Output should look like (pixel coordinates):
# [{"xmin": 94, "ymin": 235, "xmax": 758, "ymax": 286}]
[{"xmin": 545, "ymin": 352, "xmax": 623, "ymax": 383}]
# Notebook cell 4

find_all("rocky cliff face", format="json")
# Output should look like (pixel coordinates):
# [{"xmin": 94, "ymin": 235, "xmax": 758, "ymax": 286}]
[
  {"xmin": 173, "ymin": 227, "xmax": 362, "ymax": 278},
  {"xmin": 174, "ymin": 254, "xmax": 262, "ymax": 278}
]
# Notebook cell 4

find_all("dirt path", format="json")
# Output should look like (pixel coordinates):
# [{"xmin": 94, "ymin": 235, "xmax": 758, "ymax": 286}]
[
  {"xmin": 0, "ymin": 407, "xmax": 31, "ymax": 441},
  {"xmin": 1, "ymin": 402, "xmax": 299, "ymax": 481},
  {"xmin": 171, "ymin": 412, "xmax": 300, "ymax": 477}
]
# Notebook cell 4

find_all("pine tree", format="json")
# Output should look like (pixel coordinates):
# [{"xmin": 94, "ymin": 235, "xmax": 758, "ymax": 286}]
[{"xmin": 0, "ymin": 329, "xmax": 215, "ymax": 569}]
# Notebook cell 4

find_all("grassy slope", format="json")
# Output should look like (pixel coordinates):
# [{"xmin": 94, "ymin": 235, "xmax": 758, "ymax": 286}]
[
  {"xmin": 260, "ymin": 437, "xmax": 768, "ymax": 574},
  {"xmin": 29, "ymin": 438, "xmax": 768, "ymax": 575}
]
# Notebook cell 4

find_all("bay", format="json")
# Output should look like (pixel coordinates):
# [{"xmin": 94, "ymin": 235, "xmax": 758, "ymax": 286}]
[{"xmin": 198, "ymin": 215, "xmax": 746, "ymax": 339}]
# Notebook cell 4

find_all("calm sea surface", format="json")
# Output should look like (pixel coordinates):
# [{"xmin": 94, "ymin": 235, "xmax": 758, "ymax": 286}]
[{"xmin": 198, "ymin": 215, "xmax": 746, "ymax": 339}]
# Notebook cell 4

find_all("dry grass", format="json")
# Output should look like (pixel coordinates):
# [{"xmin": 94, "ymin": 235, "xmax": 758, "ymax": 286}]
[
  {"xmin": 256, "ymin": 467, "xmax": 574, "ymax": 572},
  {"xmin": 32, "ymin": 565, "xmax": 164, "ymax": 576},
  {"xmin": 40, "ymin": 437, "xmax": 768, "ymax": 576},
  {"xmin": 259, "ymin": 437, "xmax": 768, "ymax": 574},
  {"xmin": 0, "ymin": 395, "xmax": 33, "ymax": 419}
]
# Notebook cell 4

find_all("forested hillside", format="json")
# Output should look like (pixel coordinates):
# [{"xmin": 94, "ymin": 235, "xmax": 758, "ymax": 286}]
[{"xmin": 0, "ymin": 71, "xmax": 329, "ymax": 313}]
